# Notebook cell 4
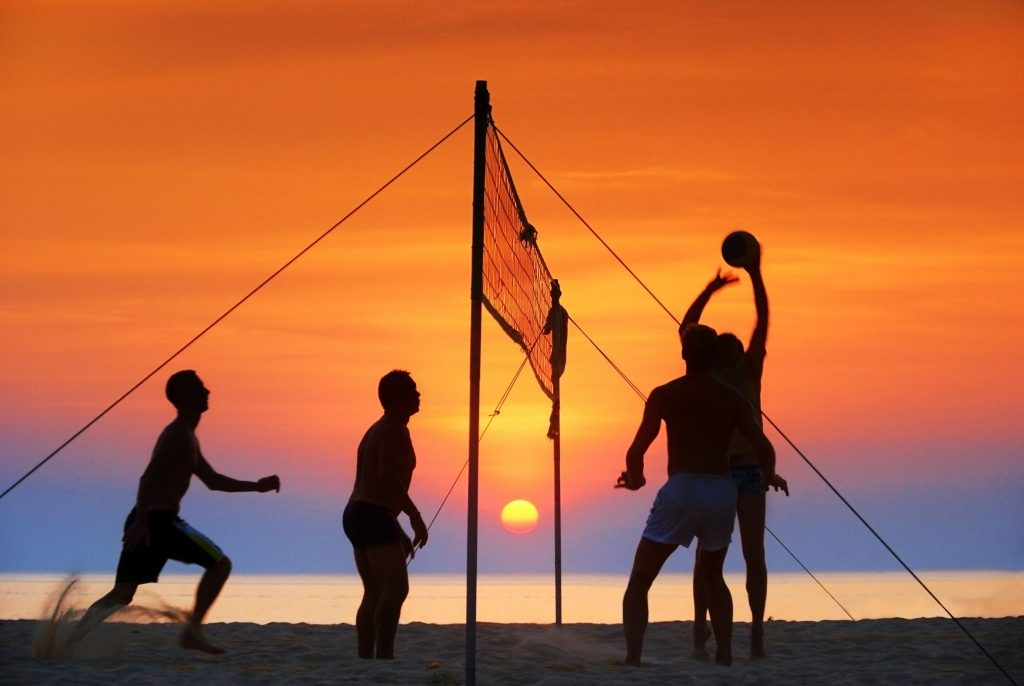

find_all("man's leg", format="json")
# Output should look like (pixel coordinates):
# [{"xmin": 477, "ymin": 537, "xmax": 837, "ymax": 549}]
[
  {"xmin": 68, "ymin": 582, "xmax": 138, "ymax": 646},
  {"xmin": 352, "ymin": 548, "xmax": 381, "ymax": 658},
  {"xmin": 691, "ymin": 543, "xmax": 711, "ymax": 654},
  {"xmin": 180, "ymin": 556, "xmax": 231, "ymax": 654},
  {"xmin": 737, "ymin": 492, "xmax": 767, "ymax": 658},
  {"xmin": 696, "ymin": 544, "xmax": 733, "ymax": 666},
  {"xmin": 623, "ymin": 537, "xmax": 676, "ymax": 666},
  {"xmin": 362, "ymin": 542, "xmax": 409, "ymax": 659}
]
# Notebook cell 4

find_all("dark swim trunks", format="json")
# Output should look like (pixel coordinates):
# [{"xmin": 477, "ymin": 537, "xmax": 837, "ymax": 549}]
[
  {"xmin": 343, "ymin": 501, "xmax": 405, "ymax": 549},
  {"xmin": 115, "ymin": 508, "xmax": 224, "ymax": 584},
  {"xmin": 731, "ymin": 465, "xmax": 765, "ymax": 496}
]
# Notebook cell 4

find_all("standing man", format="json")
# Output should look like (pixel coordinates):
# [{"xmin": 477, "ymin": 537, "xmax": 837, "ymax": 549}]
[
  {"xmin": 619, "ymin": 324, "xmax": 777, "ymax": 667},
  {"xmin": 342, "ymin": 370, "xmax": 429, "ymax": 659},
  {"xmin": 69, "ymin": 370, "xmax": 281, "ymax": 654},
  {"xmin": 682, "ymin": 248, "xmax": 789, "ymax": 659}
]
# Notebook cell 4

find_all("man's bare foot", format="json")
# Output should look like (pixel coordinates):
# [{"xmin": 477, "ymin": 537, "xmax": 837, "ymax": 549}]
[
  {"xmin": 180, "ymin": 627, "xmax": 225, "ymax": 655},
  {"xmin": 751, "ymin": 624, "xmax": 765, "ymax": 659},
  {"xmin": 624, "ymin": 654, "xmax": 643, "ymax": 666},
  {"xmin": 715, "ymin": 648, "xmax": 732, "ymax": 666},
  {"xmin": 67, "ymin": 602, "xmax": 123, "ymax": 648}
]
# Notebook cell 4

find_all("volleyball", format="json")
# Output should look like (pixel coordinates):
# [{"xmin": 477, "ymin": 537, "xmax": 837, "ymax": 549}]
[{"xmin": 721, "ymin": 230, "xmax": 760, "ymax": 268}]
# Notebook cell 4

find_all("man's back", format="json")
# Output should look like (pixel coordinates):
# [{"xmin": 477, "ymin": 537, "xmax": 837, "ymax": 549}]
[{"xmin": 649, "ymin": 372, "xmax": 751, "ymax": 477}]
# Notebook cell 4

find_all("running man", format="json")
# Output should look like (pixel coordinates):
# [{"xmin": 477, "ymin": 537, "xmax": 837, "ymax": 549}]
[
  {"xmin": 682, "ymin": 250, "xmax": 789, "ymax": 658},
  {"xmin": 69, "ymin": 370, "xmax": 281, "ymax": 654},
  {"xmin": 342, "ymin": 370, "xmax": 428, "ymax": 659},
  {"xmin": 618, "ymin": 324, "xmax": 778, "ymax": 667}
]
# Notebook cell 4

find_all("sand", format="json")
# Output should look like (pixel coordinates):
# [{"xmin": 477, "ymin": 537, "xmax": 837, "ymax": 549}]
[{"xmin": 2, "ymin": 616, "xmax": 1022, "ymax": 685}]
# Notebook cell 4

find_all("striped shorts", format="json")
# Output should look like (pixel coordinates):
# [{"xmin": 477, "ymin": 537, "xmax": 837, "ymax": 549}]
[{"xmin": 115, "ymin": 508, "xmax": 224, "ymax": 584}]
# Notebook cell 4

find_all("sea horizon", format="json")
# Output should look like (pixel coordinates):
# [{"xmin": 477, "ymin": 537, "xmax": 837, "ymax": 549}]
[{"xmin": 3, "ymin": 570, "xmax": 1021, "ymax": 625}]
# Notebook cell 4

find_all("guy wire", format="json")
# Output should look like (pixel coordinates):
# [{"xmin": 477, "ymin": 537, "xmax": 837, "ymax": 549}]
[
  {"xmin": 499, "ymin": 124, "xmax": 1013, "ymax": 684},
  {"xmin": 0, "ymin": 114, "xmax": 474, "ymax": 503},
  {"xmin": 423, "ymin": 334, "xmax": 541, "ymax": 538}
]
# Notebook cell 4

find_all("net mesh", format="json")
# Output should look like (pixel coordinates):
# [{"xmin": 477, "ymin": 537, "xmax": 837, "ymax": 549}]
[{"xmin": 482, "ymin": 121, "xmax": 555, "ymax": 400}]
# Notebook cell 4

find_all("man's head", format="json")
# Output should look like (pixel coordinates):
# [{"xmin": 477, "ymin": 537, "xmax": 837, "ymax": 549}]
[
  {"xmin": 681, "ymin": 324, "xmax": 718, "ymax": 370},
  {"xmin": 378, "ymin": 369, "xmax": 420, "ymax": 416},
  {"xmin": 166, "ymin": 370, "xmax": 209, "ymax": 414},
  {"xmin": 715, "ymin": 333, "xmax": 745, "ymax": 368}
]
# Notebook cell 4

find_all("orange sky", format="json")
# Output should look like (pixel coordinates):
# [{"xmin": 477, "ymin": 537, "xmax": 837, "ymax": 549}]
[{"xmin": 2, "ymin": 0, "xmax": 1023, "ymax": 574}]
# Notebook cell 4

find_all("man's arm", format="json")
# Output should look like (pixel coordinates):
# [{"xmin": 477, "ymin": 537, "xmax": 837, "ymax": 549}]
[
  {"xmin": 122, "ymin": 430, "xmax": 185, "ymax": 550},
  {"xmin": 122, "ymin": 469, "xmax": 157, "ymax": 550},
  {"xmin": 389, "ymin": 487, "xmax": 428, "ymax": 552},
  {"xmin": 680, "ymin": 270, "xmax": 738, "ymax": 335},
  {"xmin": 377, "ymin": 432, "xmax": 429, "ymax": 551},
  {"xmin": 195, "ymin": 454, "xmax": 280, "ymax": 493},
  {"xmin": 746, "ymin": 258, "xmax": 768, "ymax": 357},
  {"xmin": 616, "ymin": 394, "xmax": 662, "ymax": 490}
]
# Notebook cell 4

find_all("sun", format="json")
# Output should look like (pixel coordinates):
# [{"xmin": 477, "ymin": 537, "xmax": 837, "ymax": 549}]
[{"xmin": 500, "ymin": 499, "xmax": 539, "ymax": 534}]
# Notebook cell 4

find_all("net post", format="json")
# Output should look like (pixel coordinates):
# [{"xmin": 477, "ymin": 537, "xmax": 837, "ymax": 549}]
[
  {"xmin": 466, "ymin": 79, "xmax": 489, "ymax": 686},
  {"xmin": 553, "ymin": 376, "xmax": 563, "ymax": 626}
]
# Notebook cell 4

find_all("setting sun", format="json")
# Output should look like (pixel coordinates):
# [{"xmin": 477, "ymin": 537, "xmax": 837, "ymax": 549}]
[{"xmin": 500, "ymin": 499, "xmax": 539, "ymax": 534}]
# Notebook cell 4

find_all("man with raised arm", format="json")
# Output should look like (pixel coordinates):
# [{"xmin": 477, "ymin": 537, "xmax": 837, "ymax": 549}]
[
  {"xmin": 69, "ymin": 370, "xmax": 281, "ymax": 654},
  {"xmin": 618, "ymin": 324, "xmax": 777, "ymax": 667},
  {"xmin": 342, "ymin": 370, "xmax": 429, "ymax": 659},
  {"xmin": 682, "ymin": 247, "xmax": 788, "ymax": 659}
]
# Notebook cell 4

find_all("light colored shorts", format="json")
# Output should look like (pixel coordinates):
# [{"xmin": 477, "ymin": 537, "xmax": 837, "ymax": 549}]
[{"xmin": 641, "ymin": 473, "xmax": 738, "ymax": 552}]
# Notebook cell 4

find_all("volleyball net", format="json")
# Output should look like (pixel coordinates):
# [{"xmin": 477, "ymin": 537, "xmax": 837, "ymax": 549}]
[{"xmin": 480, "ymin": 119, "xmax": 561, "ymax": 401}]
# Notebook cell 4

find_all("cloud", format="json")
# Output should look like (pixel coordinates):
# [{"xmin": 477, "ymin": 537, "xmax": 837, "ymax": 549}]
[{"xmin": 553, "ymin": 166, "xmax": 739, "ymax": 188}]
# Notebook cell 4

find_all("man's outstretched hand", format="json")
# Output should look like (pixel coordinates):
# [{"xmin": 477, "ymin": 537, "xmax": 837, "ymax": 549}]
[
  {"xmin": 706, "ymin": 268, "xmax": 739, "ymax": 293},
  {"xmin": 257, "ymin": 475, "xmax": 281, "ymax": 493}
]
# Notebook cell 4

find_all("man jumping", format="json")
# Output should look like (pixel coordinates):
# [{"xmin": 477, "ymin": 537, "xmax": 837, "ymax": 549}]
[{"xmin": 618, "ymin": 325, "xmax": 777, "ymax": 667}]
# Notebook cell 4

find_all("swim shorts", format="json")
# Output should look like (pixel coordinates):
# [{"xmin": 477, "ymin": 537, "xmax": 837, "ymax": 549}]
[
  {"xmin": 115, "ymin": 508, "xmax": 224, "ymax": 584},
  {"xmin": 731, "ymin": 464, "xmax": 765, "ymax": 496},
  {"xmin": 641, "ymin": 473, "xmax": 738, "ymax": 552},
  {"xmin": 343, "ymin": 501, "xmax": 405, "ymax": 549}
]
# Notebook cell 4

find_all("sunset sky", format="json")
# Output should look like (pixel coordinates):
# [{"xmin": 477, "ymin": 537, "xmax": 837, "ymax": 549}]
[{"xmin": 2, "ymin": 0, "xmax": 1022, "ymax": 587}]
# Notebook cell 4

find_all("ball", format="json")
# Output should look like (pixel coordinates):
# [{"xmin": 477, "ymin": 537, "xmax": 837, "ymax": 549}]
[{"xmin": 721, "ymin": 230, "xmax": 760, "ymax": 268}]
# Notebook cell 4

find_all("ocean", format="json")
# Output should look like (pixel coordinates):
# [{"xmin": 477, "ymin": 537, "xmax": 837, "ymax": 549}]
[{"xmin": 2, "ymin": 571, "xmax": 1020, "ymax": 625}]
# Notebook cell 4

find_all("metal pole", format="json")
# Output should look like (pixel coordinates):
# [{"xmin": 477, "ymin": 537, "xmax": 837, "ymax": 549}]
[
  {"xmin": 553, "ymin": 378, "xmax": 563, "ymax": 625},
  {"xmin": 466, "ymin": 79, "xmax": 489, "ymax": 686}
]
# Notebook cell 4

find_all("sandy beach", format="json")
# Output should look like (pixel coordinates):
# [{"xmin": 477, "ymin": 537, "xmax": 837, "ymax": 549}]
[{"xmin": 3, "ymin": 616, "xmax": 1021, "ymax": 685}]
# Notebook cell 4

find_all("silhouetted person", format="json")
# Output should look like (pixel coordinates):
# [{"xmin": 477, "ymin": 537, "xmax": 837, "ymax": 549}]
[
  {"xmin": 69, "ymin": 370, "xmax": 281, "ymax": 654},
  {"xmin": 682, "ymin": 254, "xmax": 788, "ymax": 659},
  {"xmin": 342, "ymin": 370, "xmax": 429, "ymax": 659},
  {"xmin": 618, "ymin": 324, "xmax": 777, "ymax": 667}
]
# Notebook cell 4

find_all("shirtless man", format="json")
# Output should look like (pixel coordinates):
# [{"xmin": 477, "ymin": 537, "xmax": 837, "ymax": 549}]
[
  {"xmin": 342, "ymin": 370, "xmax": 429, "ymax": 659},
  {"xmin": 69, "ymin": 370, "xmax": 280, "ymax": 654},
  {"xmin": 618, "ymin": 324, "xmax": 776, "ymax": 667},
  {"xmin": 683, "ymin": 256, "xmax": 788, "ymax": 658}
]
